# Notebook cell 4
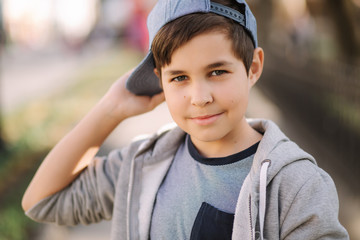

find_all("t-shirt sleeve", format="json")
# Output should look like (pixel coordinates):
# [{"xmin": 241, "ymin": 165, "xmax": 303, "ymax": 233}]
[{"xmin": 25, "ymin": 148, "xmax": 124, "ymax": 226}]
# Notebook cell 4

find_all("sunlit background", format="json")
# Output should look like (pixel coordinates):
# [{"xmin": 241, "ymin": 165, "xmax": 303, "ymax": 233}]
[{"xmin": 0, "ymin": 0, "xmax": 359, "ymax": 239}]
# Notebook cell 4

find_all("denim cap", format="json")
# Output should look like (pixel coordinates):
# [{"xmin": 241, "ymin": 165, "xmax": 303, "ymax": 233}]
[{"xmin": 126, "ymin": 0, "xmax": 258, "ymax": 96}]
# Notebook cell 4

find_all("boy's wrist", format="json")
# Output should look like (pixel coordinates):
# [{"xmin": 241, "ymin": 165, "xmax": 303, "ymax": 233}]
[{"xmin": 95, "ymin": 95, "xmax": 127, "ymax": 125}]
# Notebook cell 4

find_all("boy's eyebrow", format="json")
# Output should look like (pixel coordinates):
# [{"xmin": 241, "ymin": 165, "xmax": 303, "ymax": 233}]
[
  {"xmin": 205, "ymin": 61, "xmax": 233, "ymax": 70},
  {"xmin": 163, "ymin": 69, "xmax": 187, "ymax": 76},
  {"xmin": 164, "ymin": 61, "xmax": 233, "ymax": 76}
]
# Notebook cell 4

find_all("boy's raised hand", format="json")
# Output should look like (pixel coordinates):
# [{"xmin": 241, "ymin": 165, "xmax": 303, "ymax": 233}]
[
  {"xmin": 22, "ymin": 70, "xmax": 164, "ymax": 212},
  {"xmin": 101, "ymin": 70, "xmax": 165, "ymax": 123}
]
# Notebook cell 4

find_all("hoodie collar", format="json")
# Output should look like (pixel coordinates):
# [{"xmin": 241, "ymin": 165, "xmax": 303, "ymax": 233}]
[
  {"xmin": 140, "ymin": 119, "xmax": 316, "ymax": 181},
  {"xmin": 249, "ymin": 118, "xmax": 316, "ymax": 183}
]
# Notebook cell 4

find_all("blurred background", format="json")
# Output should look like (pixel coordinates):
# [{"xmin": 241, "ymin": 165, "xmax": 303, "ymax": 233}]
[{"xmin": 0, "ymin": 0, "xmax": 359, "ymax": 239}]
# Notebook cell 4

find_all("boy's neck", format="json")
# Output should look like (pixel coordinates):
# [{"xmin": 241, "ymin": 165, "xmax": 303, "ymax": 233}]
[{"xmin": 190, "ymin": 119, "xmax": 262, "ymax": 158}]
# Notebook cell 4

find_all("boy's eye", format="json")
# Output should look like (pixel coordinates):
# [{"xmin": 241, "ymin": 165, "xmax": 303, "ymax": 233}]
[
  {"xmin": 172, "ymin": 75, "xmax": 187, "ymax": 82},
  {"xmin": 211, "ymin": 70, "xmax": 227, "ymax": 76}
]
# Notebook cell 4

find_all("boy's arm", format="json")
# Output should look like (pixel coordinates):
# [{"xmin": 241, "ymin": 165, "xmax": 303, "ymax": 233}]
[
  {"xmin": 280, "ymin": 167, "xmax": 349, "ymax": 240},
  {"xmin": 22, "ymin": 71, "xmax": 164, "ymax": 212}
]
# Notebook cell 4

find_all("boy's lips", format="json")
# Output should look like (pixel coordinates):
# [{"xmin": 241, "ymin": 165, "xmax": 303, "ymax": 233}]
[{"xmin": 190, "ymin": 112, "xmax": 223, "ymax": 126}]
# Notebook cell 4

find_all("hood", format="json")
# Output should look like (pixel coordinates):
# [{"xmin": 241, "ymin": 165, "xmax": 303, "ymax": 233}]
[
  {"xmin": 249, "ymin": 119, "xmax": 316, "ymax": 183},
  {"xmin": 248, "ymin": 119, "xmax": 316, "ymax": 240}
]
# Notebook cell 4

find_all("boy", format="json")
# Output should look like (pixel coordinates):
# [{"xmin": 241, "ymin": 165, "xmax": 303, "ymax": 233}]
[{"xmin": 22, "ymin": 0, "xmax": 349, "ymax": 239}]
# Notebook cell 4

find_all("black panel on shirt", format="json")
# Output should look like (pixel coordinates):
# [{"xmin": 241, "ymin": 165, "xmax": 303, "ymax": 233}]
[
  {"xmin": 190, "ymin": 202, "xmax": 234, "ymax": 240},
  {"xmin": 187, "ymin": 136, "xmax": 259, "ymax": 166}
]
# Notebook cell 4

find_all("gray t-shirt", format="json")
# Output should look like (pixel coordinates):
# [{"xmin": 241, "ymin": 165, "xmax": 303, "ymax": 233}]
[{"xmin": 150, "ymin": 135, "xmax": 258, "ymax": 239}]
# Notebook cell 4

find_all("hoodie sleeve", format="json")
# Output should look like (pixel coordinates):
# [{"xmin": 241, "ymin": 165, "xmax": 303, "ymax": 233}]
[
  {"xmin": 280, "ymin": 164, "xmax": 349, "ymax": 240},
  {"xmin": 25, "ymin": 148, "xmax": 124, "ymax": 226}
]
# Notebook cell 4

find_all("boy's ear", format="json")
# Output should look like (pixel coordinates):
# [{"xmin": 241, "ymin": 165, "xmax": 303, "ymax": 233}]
[
  {"xmin": 248, "ymin": 47, "xmax": 264, "ymax": 87},
  {"xmin": 154, "ymin": 68, "xmax": 163, "ymax": 88},
  {"xmin": 154, "ymin": 68, "xmax": 160, "ymax": 79}
]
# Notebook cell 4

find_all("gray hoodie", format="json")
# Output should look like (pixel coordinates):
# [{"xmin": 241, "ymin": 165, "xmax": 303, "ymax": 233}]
[{"xmin": 26, "ymin": 119, "xmax": 349, "ymax": 239}]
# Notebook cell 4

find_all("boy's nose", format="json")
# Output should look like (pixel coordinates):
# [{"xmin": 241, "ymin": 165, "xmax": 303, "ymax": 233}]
[{"xmin": 190, "ymin": 81, "xmax": 213, "ymax": 107}]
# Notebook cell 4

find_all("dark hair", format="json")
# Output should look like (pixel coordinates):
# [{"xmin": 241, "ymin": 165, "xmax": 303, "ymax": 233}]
[{"xmin": 151, "ymin": 0, "xmax": 255, "ymax": 77}]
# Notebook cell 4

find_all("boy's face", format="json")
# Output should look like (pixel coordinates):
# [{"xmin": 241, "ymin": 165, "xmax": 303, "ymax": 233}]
[{"xmin": 159, "ymin": 31, "xmax": 259, "ymax": 154}]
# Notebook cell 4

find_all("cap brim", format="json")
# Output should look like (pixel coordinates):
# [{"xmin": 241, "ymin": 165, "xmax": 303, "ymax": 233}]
[{"xmin": 126, "ymin": 51, "xmax": 162, "ymax": 96}]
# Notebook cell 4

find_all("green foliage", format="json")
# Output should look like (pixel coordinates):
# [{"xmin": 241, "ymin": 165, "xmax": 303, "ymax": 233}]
[
  {"xmin": 0, "ymin": 183, "xmax": 38, "ymax": 240},
  {"xmin": 0, "ymin": 207, "xmax": 33, "ymax": 240}
]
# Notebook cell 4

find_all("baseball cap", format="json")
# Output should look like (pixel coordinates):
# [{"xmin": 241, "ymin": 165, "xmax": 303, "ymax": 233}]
[{"xmin": 126, "ymin": 0, "xmax": 258, "ymax": 96}]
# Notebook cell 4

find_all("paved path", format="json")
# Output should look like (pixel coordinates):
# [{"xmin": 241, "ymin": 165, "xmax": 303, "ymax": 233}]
[{"xmin": 1, "ymin": 43, "xmax": 110, "ymax": 113}]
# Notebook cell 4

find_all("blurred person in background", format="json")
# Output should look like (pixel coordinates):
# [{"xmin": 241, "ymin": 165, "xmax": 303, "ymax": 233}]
[{"xmin": 123, "ymin": 0, "xmax": 149, "ymax": 53}]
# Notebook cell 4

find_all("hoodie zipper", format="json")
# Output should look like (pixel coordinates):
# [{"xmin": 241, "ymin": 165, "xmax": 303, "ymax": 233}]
[
  {"xmin": 248, "ymin": 194, "xmax": 254, "ymax": 240},
  {"xmin": 127, "ymin": 139, "xmax": 158, "ymax": 240},
  {"xmin": 127, "ymin": 143, "xmax": 149, "ymax": 240},
  {"xmin": 126, "ymin": 157, "xmax": 136, "ymax": 240}
]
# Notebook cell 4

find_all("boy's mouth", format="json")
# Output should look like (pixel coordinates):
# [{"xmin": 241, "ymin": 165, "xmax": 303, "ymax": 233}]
[{"xmin": 190, "ymin": 112, "xmax": 223, "ymax": 126}]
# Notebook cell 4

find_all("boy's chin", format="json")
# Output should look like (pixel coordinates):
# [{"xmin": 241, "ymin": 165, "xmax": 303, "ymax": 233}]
[{"xmin": 189, "ymin": 131, "xmax": 229, "ymax": 144}]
